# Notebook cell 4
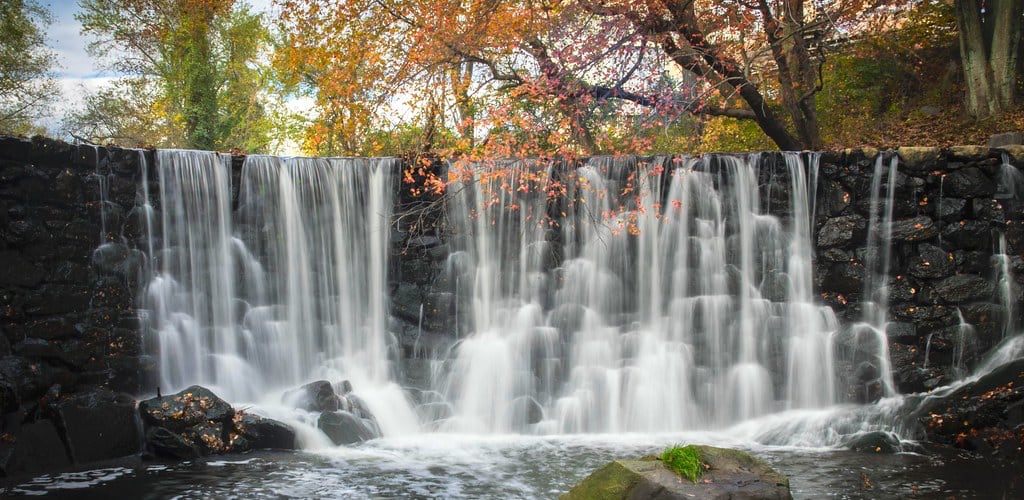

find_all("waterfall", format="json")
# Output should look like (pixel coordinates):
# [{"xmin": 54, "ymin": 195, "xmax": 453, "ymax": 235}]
[
  {"xmin": 141, "ymin": 151, "xmax": 416, "ymax": 434},
  {"xmin": 438, "ymin": 153, "xmax": 838, "ymax": 433}
]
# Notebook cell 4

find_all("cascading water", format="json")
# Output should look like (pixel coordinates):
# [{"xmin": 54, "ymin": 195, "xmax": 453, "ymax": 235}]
[
  {"xmin": 439, "ymin": 153, "xmax": 839, "ymax": 434},
  {"xmin": 851, "ymin": 154, "xmax": 899, "ymax": 396},
  {"xmin": 141, "ymin": 150, "xmax": 416, "ymax": 435}
]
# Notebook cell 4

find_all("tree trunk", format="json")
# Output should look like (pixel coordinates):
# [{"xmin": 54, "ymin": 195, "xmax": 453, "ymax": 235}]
[{"xmin": 955, "ymin": 0, "xmax": 1022, "ymax": 119}]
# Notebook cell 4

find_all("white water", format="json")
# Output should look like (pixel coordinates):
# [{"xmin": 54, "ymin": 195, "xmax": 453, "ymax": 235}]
[
  {"xmin": 440, "ymin": 153, "xmax": 840, "ymax": 434},
  {"xmin": 136, "ymin": 150, "xmax": 1023, "ymax": 452},
  {"xmin": 141, "ymin": 151, "xmax": 417, "ymax": 437}
]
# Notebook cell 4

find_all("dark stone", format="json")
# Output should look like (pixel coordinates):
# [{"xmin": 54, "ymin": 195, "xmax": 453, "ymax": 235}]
[
  {"xmin": 0, "ymin": 250, "xmax": 43, "ymax": 286},
  {"xmin": 821, "ymin": 248, "xmax": 851, "ymax": 262},
  {"xmin": 889, "ymin": 216, "xmax": 938, "ymax": 242},
  {"xmin": 181, "ymin": 421, "xmax": 227, "ymax": 456},
  {"xmin": 138, "ymin": 385, "xmax": 234, "ymax": 432},
  {"xmin": 0, "ymin": 420, "xmax": 71, "ymax": 476},
  {"xmin": 821, "ymin": 179, "xmax": 854, "ymax": 218},
  {"xmin": 940, "ymin": 220, "xmax": 991, "ymax": 250},
  {"xmin": 283, "ymin": 380, "xmax": 341, "ymax": 412},
  {"xmin": 317, "ymin": 410, "xmax": 378, "ymax": 445},
  {"xmin": 885, "ymin": 322, "xmax": 917, "ymax": 344},
  {"xmin": 145, "ymin": 426, "xmax": 199, "ymax": 460},
  {"xmin": 56, "ymin": 388, "xmax": 141, "ymax": 463},
  {"xmin": 933, "ymin": 274, "xmax": 994, "ymax": 302},
  {"xmin": 822, "ymin": 262, "xmax": 866, "ymax": 294},
  {"xmin": 817, "ymin": 215, "xmax": 865, "ymax": 248},
  {"xmin": 235, "ymin": 413, "xmax": 296, "ymax": 450},
  {"xmin": 943, "ymin": 167, "xmax": 995, "ymax": 198},
  {"xmin": 843, "ymin": 431, "xmax": 901, "ymax": 453},
  {"xmin": 913, "ymin": 358, "xmax": 1024, "ymax": 457},
  {"xmin": 908, "ymin": 244, "xmax": 954, "ymax": 279},
  {"xmin": 935, "ymin": 197, "xmax": 965, "ymax": 221},
  {"xmin": 0, "ymin": 355, "xmax": 55, "ymax": 401}
]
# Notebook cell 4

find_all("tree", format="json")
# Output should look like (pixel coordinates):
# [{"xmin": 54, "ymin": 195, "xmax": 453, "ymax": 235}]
[
  {"xmin": 0, "ymin": 0, "xmax": 58, "ymax": 135},
  {"xmin": 954, "ymin": 0, "xmax": 1022, "ymax": 120},
  {"xmin": 279, "ymin": 0, "xmax": 900, "ymax": 155},
  {"xmin": 73, "ymin": 0, "xmax": 284, "ymax": 152}
]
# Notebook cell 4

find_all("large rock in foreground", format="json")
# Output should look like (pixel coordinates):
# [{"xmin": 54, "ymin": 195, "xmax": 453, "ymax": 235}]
[
  {"xmin": 561, "ymin": 445, "xmax": 791, "ymax": 500},
  {"xmin": 138, "ymin": 385, "xmax": 297, "ymax": 459}
]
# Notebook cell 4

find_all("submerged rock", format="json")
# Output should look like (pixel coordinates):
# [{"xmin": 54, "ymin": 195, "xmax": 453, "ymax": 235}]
[
  {"xmin": 317, "ymin": 410, "xmax": 379, "ymax": 445},
  {"xmin": 561, "ymin": 445, "xmax": 791, "ymax": 500}
]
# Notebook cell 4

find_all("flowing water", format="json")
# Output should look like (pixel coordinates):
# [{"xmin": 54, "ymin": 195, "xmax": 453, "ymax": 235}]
[{"xmin": 6, "ymin": 150, "xmax": 1022, "ymax": 498}]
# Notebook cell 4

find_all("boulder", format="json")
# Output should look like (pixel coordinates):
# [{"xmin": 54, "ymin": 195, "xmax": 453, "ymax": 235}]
[
  {"xmin": 317, "ymin": 410, "xmax": 379, "ymax": 445},
  {"xmin": 842, "ymin": 431, "xmax": 901, "ymax": 454},
  {"xmin": 138, "ymin": 385, "xmax": 234, "ymax": 432},
  {"xmin": 56, "ymin": 388, "xmax": 141, "ymax": 464},
  {"xmin": 145, "ymin": 426, "xmax": 200, "ymax": 460},
  {"xmin": 283, "ymin": 380, "xmax": 341, "ymax": 412},
  {"xmin": 561, "ymin": 446, "xmax": 791, "ymax": 500},
  {"xmin": 0, "ymin": 420, "xmax": 72, "ymax": 477},
  {"xmin": 234, "ymin": 413, "xmax": 296, "ymax": 450}
]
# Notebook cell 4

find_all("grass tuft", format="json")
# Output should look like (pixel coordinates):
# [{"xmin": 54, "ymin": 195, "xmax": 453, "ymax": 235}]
[{"xmin": 660, "ymin": 444, "xmax": 704, "ymax": 483}]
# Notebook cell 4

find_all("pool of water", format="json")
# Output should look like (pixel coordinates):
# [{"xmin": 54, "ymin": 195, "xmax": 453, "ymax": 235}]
[{"xmin": 4, "ymin": 433, "xmax": 1020, "ymax": 499}]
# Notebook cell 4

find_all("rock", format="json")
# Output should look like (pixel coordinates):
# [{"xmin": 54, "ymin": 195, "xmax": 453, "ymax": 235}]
[
  {"xmin": 933, "ymin": 274, "xmax": 994, "ymax": 302},
  {"xmin": 897, "ymin": 147, "xmax": 941, "ymax": 171},
  {"xmin": 181, "ymin": 421, "xmax": 227, "ymax": 456},
  {"xmin": 913, "ymin": 358, "xmax": 1024, "ymax": 457},
  {"xmin": 56, "ymin": 388, "xmax": 141, "ymax": 464},
  {"xmin": 889, "ymin": 216, "xmax": 938, "ymax": 242},
  {"xmin": 145, "ymin": 426, "xmax": 200, "ymax": 460},
  {"xmin": 943, "ymin": 167, "xmax": 995, "ymax": 198},
  {"xmin": 935, "ymin": 197, "xmax": 965, "ymax": 221},
  {"xmin": 998, "ymin": 145, "xmax": 1024, "ymax": 164},
  {"xmin": 940, "ymin": 220, "xmax": 991, "ymax": 250},
  {"xmin": 509, "ymin": 396, "xmax": 544, "ymax": 426},
  {"xmin": 0, "ymin": 420, "xmax": 72, "ymax": 476},
  {"xmin": 822, "ymin": 262, "xmax": 866, "ymax": 294},
  {"xmin": 234, "ymin": 413, "xmax": 296, "ymax": 450},
  {"xmin": 0, "ymin": 250, "xmax": 43, "ymax": 286},
  {"xmin": 283, "ymin": 380, "xmax": 341, "ymax": 412},
  {"xmin": 817, "ymin": 215, "xmax": 865, "ymax": 248},
  {"xmin": 989, "ymin": 132, "xmax": 1024, "ymax": 148},
  {"xmin": 138, "ymin": 385, "xmax": 234, "ymax": 432},
  {"xmin": 948, "ymin": 146, "xmax": 989, "ymax": 161},
  {"xmin": 842, "ymin": 431, "xmax": 901, "ymax": 453},
  {"xmin": 317, "ymin": 410, "xmax": 378, "ymax": 445},
  {"xmin": 561, "ymin": 446, "xmax": 791, "ymax": 500},
  {"xmin": 908, "ymin": 244, "xmax": 953, "ymax": 279}
]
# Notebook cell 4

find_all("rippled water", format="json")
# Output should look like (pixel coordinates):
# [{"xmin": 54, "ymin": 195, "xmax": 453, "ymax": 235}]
[{"xmin": 5, "ymin": 434, "xmax": 1021, "ymax": 499}]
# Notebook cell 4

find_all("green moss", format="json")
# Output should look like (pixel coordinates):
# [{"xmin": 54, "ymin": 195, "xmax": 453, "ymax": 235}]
[{"xmin": 660, "ymin": 444, "xmax": 704, "ymax": 483}]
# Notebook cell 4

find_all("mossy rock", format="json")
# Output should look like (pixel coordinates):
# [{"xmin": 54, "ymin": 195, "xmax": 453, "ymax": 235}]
[
  {"xmin": 561, "ymin": 445, "xmax": 791, "ymax": 500},
  {"xmin": 897, "ymin": 147, "xmax": 941, "ymax": 171}
]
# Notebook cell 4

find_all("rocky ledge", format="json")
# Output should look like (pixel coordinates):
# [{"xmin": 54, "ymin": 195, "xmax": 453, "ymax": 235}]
[{"xmin": 561, "ymin": 445, "xmax": 791, "ymax": 500}]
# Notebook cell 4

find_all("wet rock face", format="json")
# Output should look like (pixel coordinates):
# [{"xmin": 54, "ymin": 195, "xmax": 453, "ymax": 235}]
[{"xmin": 913, "ymin": 358, "xmax": 1024, "ymax": 458}]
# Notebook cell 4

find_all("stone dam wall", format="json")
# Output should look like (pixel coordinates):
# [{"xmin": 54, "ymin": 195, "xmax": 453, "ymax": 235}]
[{"xmin": 0, "ymin": 135, "xmax": 1022, "ymax": 473}]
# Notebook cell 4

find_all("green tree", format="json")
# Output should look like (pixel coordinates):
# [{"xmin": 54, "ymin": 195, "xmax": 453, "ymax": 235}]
[
  {"xmin": 0, "ymin": 0, "xmax": 58, "ymax": 135},
  {"xmin": 72, "ymin": 0, "xmax": 284, "ymax": 152}
]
